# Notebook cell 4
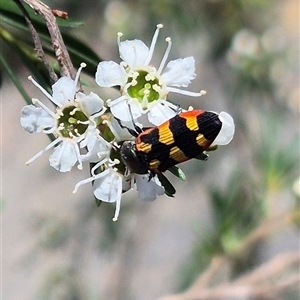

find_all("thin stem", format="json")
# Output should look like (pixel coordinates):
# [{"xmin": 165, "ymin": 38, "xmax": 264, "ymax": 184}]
[
  {"xmin": 21, "ymin": 0, "xmax": 75, "ymax": 79},
  {"xmin": 13, "ymin": 0, "xmax": 58, "ymax": 83}
]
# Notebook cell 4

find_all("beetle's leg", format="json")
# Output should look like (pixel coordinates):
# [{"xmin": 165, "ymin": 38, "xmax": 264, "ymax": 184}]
[
  {"xmin": 115, "ymin": 117, "xmax": 139, "ymax": 137},
  {"xmin": 174, "ymin": 103, "xmax": 183, "ymax": 115},
  {"xmin": 147, "ymin": 171, "xmax": 155, "ymax": 182},
  {"xmin": 163, "ymin": 99, "xmax": 183, "ymax": 115},
  {"xmin": 114, "ymin": 101, "xmax": 143, "ymax": 137}
]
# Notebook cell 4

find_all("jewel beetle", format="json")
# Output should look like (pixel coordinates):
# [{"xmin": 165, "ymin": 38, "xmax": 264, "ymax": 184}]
[{"xmin": 119, "ymin": 110, "xmax": 222, "ymax": 175}]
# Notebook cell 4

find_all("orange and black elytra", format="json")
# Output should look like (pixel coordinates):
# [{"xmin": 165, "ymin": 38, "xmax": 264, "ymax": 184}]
[{"xmin": 120, "ymin": 110, "xmax": 222, "ymax": 175}]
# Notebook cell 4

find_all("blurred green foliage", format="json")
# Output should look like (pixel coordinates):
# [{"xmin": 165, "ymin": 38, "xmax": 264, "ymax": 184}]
[
  {"xmin": 0, "ymin": 0, "xmax": 101, "ymax": 95},
  {"xmin": 2, "ymin": 0, "xmax": 299, "ymax": 299},
  {"xmin": 35, "ymin": 267, "xmax": 82, "ymax": 300}
]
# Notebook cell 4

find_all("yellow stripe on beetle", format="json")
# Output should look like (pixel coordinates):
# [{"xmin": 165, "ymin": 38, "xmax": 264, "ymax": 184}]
[
  {"xmin": 169, "ymin": 146, "xmax": 189, "ymax": 162},
  {"xmin": 158, "ymin": 121, "xmax": 175, "ymax": 145}
]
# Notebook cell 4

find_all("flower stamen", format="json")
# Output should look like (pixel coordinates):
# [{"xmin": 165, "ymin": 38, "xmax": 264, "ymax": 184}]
[
  {"xmin": 158, "ymin": 37, "xmax": 172, "ymax": 75},
  {"xmin": 117, "ymin": 32, "xmax": 123, "ymax": 47},
  {"xmin": 76, "ymin": 120, "xmax": 90, "ymax": 125},
  {"xmin": 91, "ymin": 158, "xmax": 109, "ymax": 176},
  {"xmin": 112, "ymin": 194, "xmax": 121, "ymax": 222},
  {"xmin": 32, "ymin": 98, "xmax": 57, "ymax": 119},
  {"xmin": 73, "ymin": 172, "xmax": 100, "ymax": 193},
  {"xmin": 167, "ymin": 87, "xmax": 207, "ymax": 97},
  {"xmin": 145, "ymin": 24, "xmax": 163, "ymax": 66},
  {"xmin": 75, "ymin": 144, "xmax": 83, "ymax": 170},
  {"xmin": 73, "ymin": 162, "xmax": 110, "ymax": 194},
  {"xmin": 73, "ymin": 63, "xmax": 86, "ymax": 93},
  {"xmin": 28, "ymin": 76, "xmax": 60, "ymax": 107},
  {"xmin": 25, "ymin": 137, "xmax": 61, "ymax": 165},
  {"xmin": 52, "ymin": 142, "xmax": 66, "ymax": 168},
  {"xmin": 70, "ymin": 107, "xmax": 79, "ymax": 116},
  {"xmin": 141, "ymin": 89, "xmax": 150, "ymax": 108}
]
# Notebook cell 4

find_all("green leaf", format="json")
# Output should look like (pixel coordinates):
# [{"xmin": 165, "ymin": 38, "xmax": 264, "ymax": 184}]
[
  {"xmin": 206, "ymin": 145, "xmax": 218, "ymax": 151},
  {"xmin": 0, "ymin": 51, "xmax": 31, "ymax": 104},
  {"xmin": 168, "ymin": 166, "xmax": 186, "ymax": 181},
  {"xmin": 0, "ymin": 1, "xmax": 101, "ymax": 77},
  {"xmin": 158, "ymin": 173, "xmax": 176, "ymax": 197},
  {"xmin": 95, "ymin": 198, "xmax": 102, "ymax": 207},
  {"xmin": 0, "ymin": 0, "xmax": 83, "ymax": 28},
  {"xmin": 194, "ymin": 152, "xmax": 209, "ymax": 161},
  {"xmin": 0, "ymin": 25, "xmax": 53, "ymax": 91}
]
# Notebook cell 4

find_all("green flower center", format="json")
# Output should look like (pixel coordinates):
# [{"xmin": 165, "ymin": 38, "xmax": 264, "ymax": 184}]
[
  {"xmin": 58, "ymin": 105, "xmax": 89, "ymax": 138},
  {"xmin": 126, "ymin": 70, "xmax": 160, "ymax": 108}
]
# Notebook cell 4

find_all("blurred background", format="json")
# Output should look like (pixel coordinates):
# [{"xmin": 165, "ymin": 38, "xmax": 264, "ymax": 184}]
[{"xmin": 1, "ymin": 0, "xmax": 299, "ymax": 299}]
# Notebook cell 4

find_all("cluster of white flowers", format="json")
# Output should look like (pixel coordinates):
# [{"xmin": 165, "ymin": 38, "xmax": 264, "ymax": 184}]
[{"xmin": 20, "ymin": 25, "xmax": 235, "ymax": 221}]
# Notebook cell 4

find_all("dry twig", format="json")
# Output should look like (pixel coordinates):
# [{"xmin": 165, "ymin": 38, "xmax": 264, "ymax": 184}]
[
  {"xmin": 21, "ymin": 0, "xmax": 75, "ymax": 79},
  {"xmin": 159, "ymin": 251, "xmax": 299, "ymax": 300},
  {"xmin": 13, "ymin": 0, "xmax": 58, "ymax": 83},
  {"xmin": 159, "ymin": 211, "xmax": 299, "ymax": 300}
]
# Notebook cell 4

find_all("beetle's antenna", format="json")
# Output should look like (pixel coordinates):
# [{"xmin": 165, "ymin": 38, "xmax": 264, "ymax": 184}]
[
  {"xmin": 126, "ymin": 102, "xmax": 143, "ymax": 134},
  {"xmin": 114, "ymin": 102, "xmax": 145, "ymax": 137}
]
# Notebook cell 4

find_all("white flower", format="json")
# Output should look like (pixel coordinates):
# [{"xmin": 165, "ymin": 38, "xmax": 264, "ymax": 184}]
[
  {"xmin": 73, "ymin": 158, "xmax": 122, "ymax": 221},
  {"xmin": 79, "ymin": 128, "xmax": 112, "ymax": 163},
  {"xmin": 135, "ymin": 174, "xmax": 164, "ymax": 201},
  {"xmin": 292, "ymin": 177, "xmax": 300, "ymax": 197},
  {"xmin": 20, "ymin": 63, "xmax": 107, "ymax": 172},
  {"xmin": 102, "ymin": 114, "xmax": 137, "ymax": 142},
  {"xmin": 93, "ymin": 167, "xmax": 124, "ymax": 221},
  {"xmin": 95, "ymin": 24, "xmax": 206, "ymax": 126},
  {"xmin": 20, "ymin": 105, "xmax": 55, "ymax": 133},
  {"xmin": 212, "ymin": 111, "xmax": 235, "ymax": 146},
  {"xmin": 73, "ymin": 158, "xmax": 164, "ymax": 221}
]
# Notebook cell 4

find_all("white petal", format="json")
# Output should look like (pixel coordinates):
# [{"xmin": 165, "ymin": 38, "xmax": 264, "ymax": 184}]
[
  {"xmin": 77, "ymin": 92, "xmax": 104, "ymax": 116},
  {"xmin": 93, "ymin": 169, "xmax": 123, "ymax": 221},
  {"xmin": 212, "ymin": 111, "xmax": 235, "ymax": 146},
  {"xmin": 119, "ymin": 39, "xmax": 149, "ymax": 68},
  {"xmin": 52, "ymin": 77, "xmax": 76, "ymax": 105},
  {"xmin": 80, "ymin": 129, "xmax": 111, "ymax": 162},
  {"xmin": 95, "ymin": 61, "xmax": 127, "ymax": 87},
  {"xmin": 136, "ymin": 174, "xmax": 164, "ymax": 201},
  {"xmin": 122, "ymin": 178, "xmax": 131, "ymax": 193},
  {"xmin": 20, "ymin": 105, "xmax": 55, "ymax": 133},
  {"xmin": 148, "ymin": 101, "xmax": 176, "ymax": 126},
  {"xmin": 49, "ymin": 141, "xmax": 78, "ymax": 172},
  {"xmin": 110, "ymin": 98, "xmax": 142, "ymax": 121},
  {"xmin": 110, "ymin": 116, "xmax": 136, "ymax": 141},
  {"xmin": 161, "ymin": 57, "xmax": 196, "ymax": 87},
  {"xmin": 93, "ymin": 170, "xmax": 123, "ymax": 203}
]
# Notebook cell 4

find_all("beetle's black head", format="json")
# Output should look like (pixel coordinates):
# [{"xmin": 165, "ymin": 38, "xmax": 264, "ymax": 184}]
[{"xmin": 120, "ymin": 141, "xmax": 149, "ymax": 175}]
